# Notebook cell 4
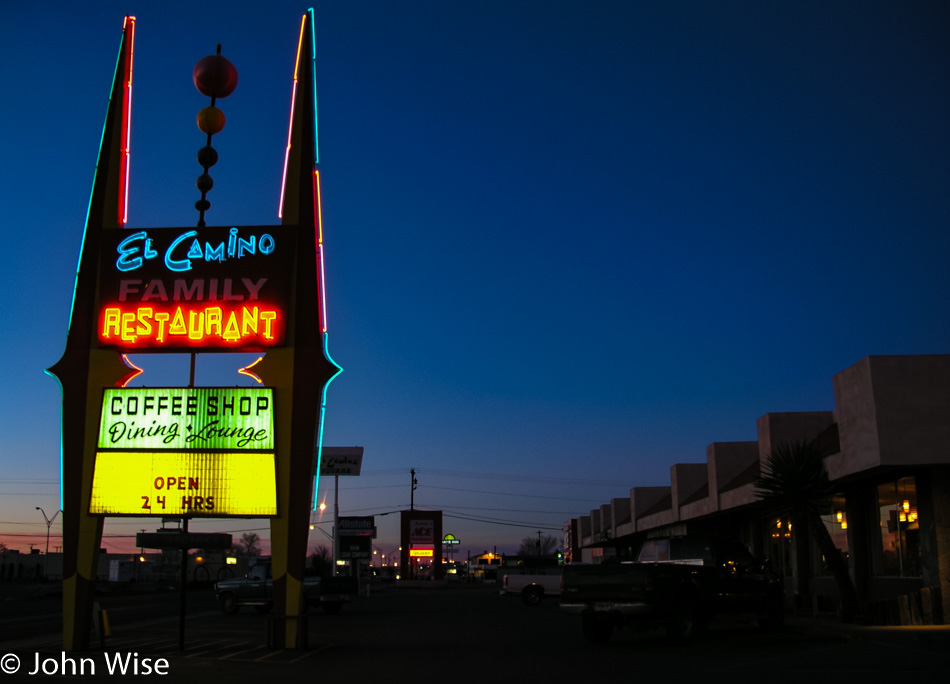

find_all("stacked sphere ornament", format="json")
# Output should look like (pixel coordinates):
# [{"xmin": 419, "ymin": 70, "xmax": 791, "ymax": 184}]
[{"xmin": 193, "ymin": 46, "xmax": 238, "ymax": 226}]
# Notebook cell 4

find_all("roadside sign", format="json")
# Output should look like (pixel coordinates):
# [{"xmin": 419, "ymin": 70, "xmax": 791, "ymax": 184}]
[
  {"xmin": 338, "ymin": 536, "xmax": 372, "ymax": 560},
  {"xmin": 410, "ymin": 520, "xmax": 434, "ymax": 544},
  {"xmin": 319, "ymin": 446, "xmax": 364, "ymax": 476},
  {"xmin": 338, "ymin": 516, "xmax": 376, "ymax": 537}
]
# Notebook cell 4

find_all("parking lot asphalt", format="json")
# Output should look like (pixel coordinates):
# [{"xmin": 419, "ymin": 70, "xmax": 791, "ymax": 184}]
[{"xmin": 1, "ymin": 581, "xmax": 948, "ymax": 682}]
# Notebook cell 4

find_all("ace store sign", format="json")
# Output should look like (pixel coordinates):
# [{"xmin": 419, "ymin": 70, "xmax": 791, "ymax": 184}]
[{"xmin": 410, "ymin": 520, "xmax": 434, "ymax": 544}]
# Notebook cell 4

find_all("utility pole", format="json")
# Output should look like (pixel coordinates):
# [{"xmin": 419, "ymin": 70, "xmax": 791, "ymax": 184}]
[
  {"xmin": 410, "ymin": 469, "xmax": 418, "ymax": 511},
  {"xmin": 333, "ymin": 474, "xmax": 340, "ymax": 575},
  {"xmin": 35, "ymin": 507, "xmax": 61, "ymax": 580}
]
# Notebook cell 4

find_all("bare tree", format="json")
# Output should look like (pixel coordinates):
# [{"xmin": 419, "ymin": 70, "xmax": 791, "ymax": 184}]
[
  {"xmin": 230, "ymin": 532, "xmax": 262, "ymax": 557},
  {"xmin": 517, "ymin": 533, "xmax": 559, "ymax": 558},
  {"xmin": 307, "ymin": 545, "xmax": 333, "ymax": 576}
]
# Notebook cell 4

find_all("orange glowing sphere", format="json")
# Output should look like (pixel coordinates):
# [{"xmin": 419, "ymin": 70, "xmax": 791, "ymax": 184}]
[{"xmin": 196, "ymin": 106, "xmax": 226, "ymax": 135}]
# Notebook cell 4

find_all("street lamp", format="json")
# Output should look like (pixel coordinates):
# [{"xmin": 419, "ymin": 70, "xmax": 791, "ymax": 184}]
[{"xmin": 35, "ymin": 506, "xmax": 62, "ymax": 580}]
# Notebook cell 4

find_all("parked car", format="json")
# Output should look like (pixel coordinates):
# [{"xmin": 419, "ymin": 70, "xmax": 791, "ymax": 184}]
[
  {"xmin": 560, "ymin": 536, "xmax": 784, "ymax": 644},
  {"xmin": 214, "ymin": 559, "xmax": 358, "ymax": 614},
  {"xmin": 501, "ymin": 571, "xmax": 562, "ymax": 606}
]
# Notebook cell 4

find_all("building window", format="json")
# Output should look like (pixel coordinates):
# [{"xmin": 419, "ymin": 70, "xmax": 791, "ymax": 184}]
[
  {"xmin": 876, "ymin": 477, "xmax": 921, "ymax": 577},
  {"xmin": 636, "ymin": 538, "xmax": 669, "ymax": 563},
  {"xmin": 768, "ymin": 517, "xmax": 793, "ymax": 578},
  {"xmin": 818, "ymin": 492, "xmax": 851, "ymax": 576}
]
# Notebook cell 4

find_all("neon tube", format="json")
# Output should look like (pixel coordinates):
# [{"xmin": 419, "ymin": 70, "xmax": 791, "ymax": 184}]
[
  {"xmin": 118, "ymin": 354, "xmax": 144, "ymax": 387},
  {"xmin": 313, "ymin": 332, "xmax": 343, "ymax": 510},
  {"xmin": 314, "ymin": 170, "xmax": 328, "ymax": 332},
  {"xmin": 278, "ymin": 14, "xmax": 307, "ymax": 219},
  {"xmin": 309, "ymin": 6, "xmax": 319, "ymax": 165},
  {"xmin": 238, "ymin": 356, "xmax": 265, "ymax": 384},
  {"xmin": 119, "ymin": 16, "xmax": 135, "ymax": 225}
]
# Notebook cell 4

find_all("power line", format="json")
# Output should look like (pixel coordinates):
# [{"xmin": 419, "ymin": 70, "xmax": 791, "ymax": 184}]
[
  {"xmin": 420, "ymin": 484, "xmax": 603, "ymax": 503},
  {"xmin": 357, "ymin": 467, "xmax": 633, "ymax": 488},
  {"xmin": 411, "ymin": 503, "xmax": 580, "ymax": 515},
  {"xmin": 348, "ymin": 466, "xmax": 657, "ymax": 488},
  {"xmin": 442, "ymin": 512, "xmax": 562, "ymax": 531}
]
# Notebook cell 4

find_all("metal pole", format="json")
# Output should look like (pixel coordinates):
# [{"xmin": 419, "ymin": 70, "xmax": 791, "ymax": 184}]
[
  {"xmin": 36, "ymin": 507, "xmax": 61, "ymax": 580},
  {"xmin": 179, "ymin": 518, "xmax": 188, "ymax": 651},
  {"xmin": 333, "ymin": 475, "xmax": 339, "ymax": 576}
]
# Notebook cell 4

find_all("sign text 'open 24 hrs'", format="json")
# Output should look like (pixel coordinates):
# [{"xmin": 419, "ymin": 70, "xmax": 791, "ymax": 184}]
[
  {"xmin": 97, "ymin": 225, "xmax": 295, "ymax": 351},
  {"xmin": 89, "ymin": 387, "xmax": 278, "ymax": 516}
]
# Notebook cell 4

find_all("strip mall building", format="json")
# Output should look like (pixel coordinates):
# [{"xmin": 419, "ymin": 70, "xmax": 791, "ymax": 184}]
[{"xmin": 563, "ymin": 355, "xmax": 950, "ymax": 625}]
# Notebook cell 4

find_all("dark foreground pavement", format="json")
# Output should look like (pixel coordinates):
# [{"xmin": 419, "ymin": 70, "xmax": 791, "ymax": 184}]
[{"xmin": 2, "ymin": 581, "xmax": 948, "ymax": 682}]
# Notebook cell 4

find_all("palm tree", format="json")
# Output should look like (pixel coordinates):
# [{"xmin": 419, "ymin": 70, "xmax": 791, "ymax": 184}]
[{"xmin": 756, "ymin": 440, "xmax": 859, "ymax": 621}]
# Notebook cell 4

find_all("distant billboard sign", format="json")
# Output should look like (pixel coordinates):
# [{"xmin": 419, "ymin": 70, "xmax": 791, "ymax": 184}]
[
  {"xmin": 338, "ymin": 516, "xmax": 376, "ymax": 537},
  {"xmin": 338, "ymin": 536, "xmax": 372, "ymax": 560},
  {"xmin": 410, "ymin": 519, "xmax": 434, "ymax": 544},
  {"xmin": 319, "ymin": 446, "xmax": 363, "ymax": 476}
]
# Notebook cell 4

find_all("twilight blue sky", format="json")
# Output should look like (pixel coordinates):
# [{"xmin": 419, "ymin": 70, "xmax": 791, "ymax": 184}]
[{"xmin": 1, "ymin": 1, "xmax": 948, "ymax": 558}]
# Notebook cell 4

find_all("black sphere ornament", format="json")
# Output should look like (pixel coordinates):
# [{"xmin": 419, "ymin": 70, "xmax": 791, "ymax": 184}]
[
  {"xmin": 193, "ymin": 44, "xmax": 237, "ymax": 227},
  {"xmin": 196, "ymin": 173, "xmax": 214, "ymax": 192},
  {"xmin": 197, "ymin": 145, "xmax": 219, "ymax": 168}
]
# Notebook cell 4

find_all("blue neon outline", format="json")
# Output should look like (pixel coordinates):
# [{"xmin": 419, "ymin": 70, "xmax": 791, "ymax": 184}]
[
  {"xmin": 313, "ymin": 334, "xmax": 343, "ymax": 510},
  {"xmin": 308, "ymin": 7, "xmax": 319, "ymax": 165},
  {"xmin": 54, "ymin": 21, "xmax": 131, "ymax": 509},
  {"xmin": 308, "ymin": 7, "xmax": 338, "ymax": 508},
  {"xmin": 68, "ymin": 25, "xmax": 129, "ymax": 332},
  {"xmin": 42, "ymin": 369, "xmax": 65, "ymax": 509}
]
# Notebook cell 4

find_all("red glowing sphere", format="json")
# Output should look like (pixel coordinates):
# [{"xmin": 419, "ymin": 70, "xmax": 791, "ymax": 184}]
[{"xmin": 193, "ymin": 54, "xmax": 238, "ymax": 99}]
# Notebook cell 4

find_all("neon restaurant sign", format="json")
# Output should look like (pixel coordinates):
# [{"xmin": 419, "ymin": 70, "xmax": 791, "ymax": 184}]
[
  {"xmin": 50, "ymin": 12, "xmax": 343, "ymax": 651},
  {"xmin": 97, "ymin": 225, "xmax": 294, "ymax": 351},
  {"xmin": 89, "ymin": 387, "xmax": 278, "ymax": 516}
]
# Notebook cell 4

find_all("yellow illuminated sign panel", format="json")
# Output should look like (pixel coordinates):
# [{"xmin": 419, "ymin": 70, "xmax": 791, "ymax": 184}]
[
  {"xmin": 90, "ymin": 451, "xmax": 277, "ymax": 516},
  {"xmin": 409, "ymin": 549, "xmax": 434, "ymax": 558}
]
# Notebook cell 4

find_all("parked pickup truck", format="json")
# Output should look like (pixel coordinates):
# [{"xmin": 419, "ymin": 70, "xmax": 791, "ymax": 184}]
[
  {"xmin": 214, "ymin": 560, "xmax": 359, "ymax": 614},
  {"xmin": 501, "ymin": 572, "xmax": 562, "ymax": 606},
  {"xmin": 560, "ymin": 536, "xmax": 784, "ymax": 644}
]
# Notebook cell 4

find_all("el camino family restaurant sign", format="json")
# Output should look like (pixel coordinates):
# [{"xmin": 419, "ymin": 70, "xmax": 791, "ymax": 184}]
[
  {"xmin": 51, "ymin": 14, "xmax": 342, "ymax": 650},
  {"xmin": 97, "ymin": 225, "xmax": 294, "ymax": 350},
  {"xmin": 90, "ymin": 387, "xmax": 277, "ymax": 516}
]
